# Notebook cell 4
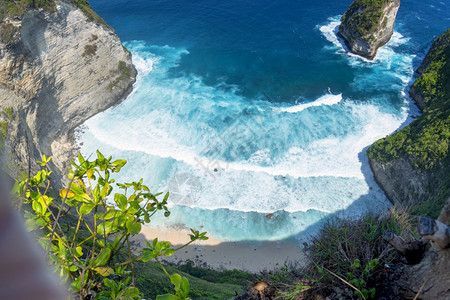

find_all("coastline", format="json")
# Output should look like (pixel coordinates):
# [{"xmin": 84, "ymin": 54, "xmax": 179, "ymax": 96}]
[{"xmin": 132, "ymin": 225, "xmax": 308, "ymax": 273}]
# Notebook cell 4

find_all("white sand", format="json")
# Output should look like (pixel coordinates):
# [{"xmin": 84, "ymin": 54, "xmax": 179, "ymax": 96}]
[{"xmin": 132, "ymin": 226, "xmax": 308, "ymax": 273}]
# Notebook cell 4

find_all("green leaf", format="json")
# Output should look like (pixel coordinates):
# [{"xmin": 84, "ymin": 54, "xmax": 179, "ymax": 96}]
[
  {"xmin": 124, "ymin": 286, "xmax": 139, "ymax": 298},
  {"xmin": 93, "ymin": 248, "xmax": 111, "ymax": 267},
  {"xmin": 104, "ymin": 209, "xmax": 118, "ymax": 220},
  {"xmin": 126, "ymin": 218, "xmax": 141, "ymax": 235},
  {"xmin": 164, "ymin": 249, "xmax": 175, "ymax": 257},
  {"xmin": 350, "ymin": 259, "xmax": 360, "ymax": 270},
  {"xmin": 144, "ymin": 213, "xmax": 150, "ymax": 223},
  {"xmin": 163, "ymin": 192, "xmax": 169, "ymax": 202},
  {"xmin": 111, "ymin": 159, "xmax": 127, "ymax": 172},
  {"xmin": 93, "ymin": 267, "xmax": 114, "ymax": 276},
  {"xmin": 32, "ymin": 200, "xmax": 42, "ymax": 215},
  {"xmin": 180, "ymin": 277, "xmax": 190, "ymax": 296},
  {"xmin": 80, "ymin": 203, "xmax": 95, "ymax": 215},
  {"xmin": 75, "ymin": 246, "xmax": 83, "ymax": 257},
  {"xmin": 59, "ymin": 188, "xmax": 75, "ymax": 198},
  {"xmin": 77, "ymin": 154, "xmax": 85, "ymax": 164},
  {"xmin": 97, "ymin": 221, "xmax": 114, "ymax": 235},
  {"xmin": 69, "ymin": 265, "xmax": 78, "ymax": 272},
  {"xmin": 141, "ymin": 248, "xmax": 156, "ymax": 262},
  {"xmin": 170, "ymin": 273, "xmax": 182, "ymax": 289},
  {"xmin": 114, "ymin": 194, "xmax": 128, "ymax": 210}
]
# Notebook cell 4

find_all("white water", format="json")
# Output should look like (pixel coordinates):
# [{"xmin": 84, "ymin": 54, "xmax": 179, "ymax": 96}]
[{"xmin": 78, "ymin": 17, "xmax": 416, "ymax": 242}]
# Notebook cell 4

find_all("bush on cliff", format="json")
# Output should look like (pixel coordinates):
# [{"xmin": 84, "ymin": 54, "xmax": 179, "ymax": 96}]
[
  {"xmin": 367, "ymin": 28, "xmax": 450, "ymax": 218},
  {"xmin": 341, "ymin": 0, "xmax": 391, "ymax": 37},
  {"xmin": 14, "ymin": 151, "xmax": 209, "ymax": 299},
  {"xmin": 240, "ymin": 209, "xmax": 415, "ymax": 299}
]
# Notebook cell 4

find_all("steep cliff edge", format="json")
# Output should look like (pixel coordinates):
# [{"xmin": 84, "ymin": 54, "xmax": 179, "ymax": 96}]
[
  {"xmin": 367, "ymin": 28, "xmax": 450, "ymax": 218},
  {"xmin": 0, "ymin": 0, "xmax": 137, "ymax": 185},
  {"xmin": 338, "ymin": 0, "xmax": 400, "ymax": 59}
]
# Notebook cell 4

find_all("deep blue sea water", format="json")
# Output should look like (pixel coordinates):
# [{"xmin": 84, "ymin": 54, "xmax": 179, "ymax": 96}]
[{"xmin": 80, "ymin": 0, "xmax": 450, "ymax": 242}]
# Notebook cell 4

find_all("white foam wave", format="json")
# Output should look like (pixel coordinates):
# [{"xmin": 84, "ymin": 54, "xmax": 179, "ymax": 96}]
[
  {"xmin": 80, "ymin": 42, "xmax": 401, "ymax": 216},
  {"xmin": 275, "ymin": 93, "xmax": 342, "ymax": 113}
]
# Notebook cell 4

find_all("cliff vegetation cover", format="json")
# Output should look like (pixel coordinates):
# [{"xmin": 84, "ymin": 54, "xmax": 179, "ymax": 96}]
[
  {"xmin": 0, "ymin": 0, "xmax": 106, "ymax": 24},
  {"xmin": 367, "ymin": 28, "xmax": 450, "ymax": 216},
  {"xmin": 341, "ymin": 0, "xmax": 391, "ymax": 38}
]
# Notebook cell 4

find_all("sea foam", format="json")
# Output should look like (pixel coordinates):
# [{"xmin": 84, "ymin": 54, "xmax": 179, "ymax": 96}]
[{"xmin": 79, "ymin": 34, "xmax": 411, "ymax": 240}]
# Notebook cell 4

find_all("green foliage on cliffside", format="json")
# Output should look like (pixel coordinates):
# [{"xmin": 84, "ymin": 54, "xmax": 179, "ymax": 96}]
[
  {"xmin": 367, "ymin": 29, "xmax": 450, "ymax": 169},
  {"xmin": 0, "ymin": 0, "xmax": 56, "ymax": 20},
  {"xmin": 411, "ymin": 29, "xmax": 450, "ymax": 106},
  {"xmin": 341, "ymin": 0, "xmax": 391, "ymax": 37},
  {"xmin": 0, "ymin": 0, "xmax": 107, "ymax": 26},
  {"xmin": 367, "ymin": 28, "xmax": 450, "ymax": 218},
  {"xmin": 68, "ymin": 0, "xmax": 108, "ymax": 26}
]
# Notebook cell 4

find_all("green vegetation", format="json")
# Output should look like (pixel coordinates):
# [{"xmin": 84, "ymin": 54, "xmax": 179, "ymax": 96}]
[
  {"xmin": 82, "ymin": 43, "xmax": 97, "ymax": 57},
  {"xmin": 2, "ymin": 107, "xmax": 13, "ymax": 120},
  {"xmin": 0, "ymin": 0, "xmax": 107, "ymax": 26},
  {"xmin": 176, "ymin": 260, "xmax": 253, "ymax": 286},
  {"xmin": 341, "ymin": 0, "xmax": 391, "ymax": 37},
  {"xmin": 248, "ymin": 209, "xmax": 416, "ymax": 299},
  {"xmin": 0, "ymin": 120, "xmax": 8, "ymax": 150},
  {"xmin": 108, "ymin": 60, "xmax": 133, "ymax": 90},
  {"xmin": 0, "ymin": 0, "xmax": 56, "ymax": 20},
  {"xmin": 368, "ymin": 29, "xmax": 450, "ymax": 168},
  {"xmin": 412, "ymin": 29, "xmax": 450, "ymax": 107},
  {"xmin": 14, "ymin": 152, "xmax": 212, "ymax": 299},
  {"xmin": 367, "ymin": 29, "xmax": 450, "ymax": 217},
  {"xmin": 68, "ymin": 0, "xmax": 108, "ymax": 26},
  {"xmin": 135, "ymin": 261, "xmax": 244, "ymax": 299},
  {"xmin": 0, "ymin": 23, "xmax": 18, "ymax": 43}
]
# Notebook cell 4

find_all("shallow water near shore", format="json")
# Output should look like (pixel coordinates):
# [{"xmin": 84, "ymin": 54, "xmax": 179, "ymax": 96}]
[{"xmin": 80, "ymin": 0, "xmax": 450, "ymax": 243}]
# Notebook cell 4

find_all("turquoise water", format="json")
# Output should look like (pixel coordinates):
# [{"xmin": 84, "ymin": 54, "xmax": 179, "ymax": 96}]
[{"xmin": 80, "ymin": 0, "xmax": 450, "ymax": 242}]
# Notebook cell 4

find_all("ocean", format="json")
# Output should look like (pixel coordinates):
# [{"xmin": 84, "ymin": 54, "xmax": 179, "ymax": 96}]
[{"xmin": 80, "ymin": 0, "xmax": 450, "ymax": 242}]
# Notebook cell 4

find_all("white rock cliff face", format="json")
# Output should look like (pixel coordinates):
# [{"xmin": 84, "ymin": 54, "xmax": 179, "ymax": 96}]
[
  {"xmin": 0, "ymin": 1, "xmax": 136, "ymax": 184},
  {"xmin": 339, "ymin": 0, "xmax": 400, "ymax": 59}
]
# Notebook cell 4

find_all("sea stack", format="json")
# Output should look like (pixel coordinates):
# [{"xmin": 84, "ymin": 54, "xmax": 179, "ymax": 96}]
[{"xmin": 338, "ymin": 0, "xmax": 400, "ymax": 59}]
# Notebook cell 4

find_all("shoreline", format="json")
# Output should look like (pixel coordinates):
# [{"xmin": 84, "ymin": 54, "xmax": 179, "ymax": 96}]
[{"xmin": 132, "ymin": 225, "xmax": 309, "ymax": 273}]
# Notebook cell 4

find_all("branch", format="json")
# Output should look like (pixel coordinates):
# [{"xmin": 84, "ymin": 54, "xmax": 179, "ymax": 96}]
[{"xmin": 417, "ymin": 216, "xmax": 450, "ymax": 249}]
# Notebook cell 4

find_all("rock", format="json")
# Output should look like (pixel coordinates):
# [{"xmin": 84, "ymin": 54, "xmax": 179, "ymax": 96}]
[
  {"xmin": 338, "ymin": 0, "xmax": 400, "ymax": 59},
  {"xmin": 0, "ymin": 1, "xmax": 136, "ymax": 186}
]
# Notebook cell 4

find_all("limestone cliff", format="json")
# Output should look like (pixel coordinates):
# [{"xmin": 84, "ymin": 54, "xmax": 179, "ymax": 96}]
[
  {"xmin": 338, "ymin": 0, "xmax": 400, "ymax": 59},
  {"xmin": 0, "ymin": 0, "xmax": 137, "ymax": 185},
  {"xmin": 367, "ymin": 28, "xmax": 450, "ymax": 218}
]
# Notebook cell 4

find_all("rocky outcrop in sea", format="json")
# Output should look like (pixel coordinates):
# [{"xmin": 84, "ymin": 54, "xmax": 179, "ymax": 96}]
[{"xmin": 339, "ymin": 0, "xmax": 400, "ymax": 59}]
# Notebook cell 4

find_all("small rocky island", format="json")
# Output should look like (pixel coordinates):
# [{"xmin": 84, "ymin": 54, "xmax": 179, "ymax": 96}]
[{"xmin": 338, "ymin": 0, "xmax": 400, "ymax": 59}]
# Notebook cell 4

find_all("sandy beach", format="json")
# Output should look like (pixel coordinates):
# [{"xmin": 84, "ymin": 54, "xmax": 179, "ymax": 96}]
[{"xmin": 131, "ymin": 225, "xmax": 308, "ymax": 273}]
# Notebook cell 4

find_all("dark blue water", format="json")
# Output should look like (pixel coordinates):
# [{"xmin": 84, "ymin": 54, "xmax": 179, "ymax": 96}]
[{"xmin": 81, "ymin": 0, "xmax": 450, "ymax": 242}]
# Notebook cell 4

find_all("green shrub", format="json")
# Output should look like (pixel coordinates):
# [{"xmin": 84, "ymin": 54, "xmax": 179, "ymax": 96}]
[
  {"xmin": 14, "ymin": 151, "xmax": 208, "ymax": 299},
  {"xmin": 341, "ymin": 0, "xmax": 391, "ymax": 38},
  {"xmin": 250, "ymin": 209, "xmax": 416, "ymax": 299},
  {"xmin": 82, "ymin": 43, "xmax": 97, "ymax": 57}
]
